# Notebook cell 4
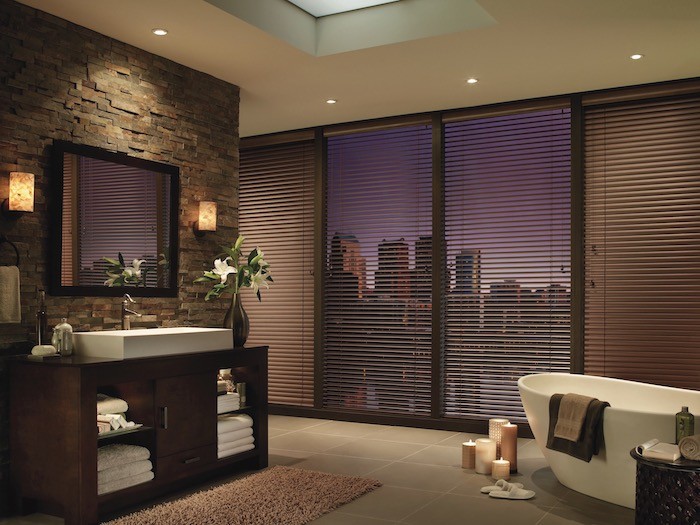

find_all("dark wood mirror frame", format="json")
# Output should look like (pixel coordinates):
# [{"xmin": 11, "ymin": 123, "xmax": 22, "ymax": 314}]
[{"xmin": 49, "ymin": 140, "xmax": 180, "ymax": 297}]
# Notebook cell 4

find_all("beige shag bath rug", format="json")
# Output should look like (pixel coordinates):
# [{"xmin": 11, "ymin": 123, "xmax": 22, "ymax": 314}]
[{"xmin": 102, "ymin": 465, "xmax": 382, "ymax": 525}]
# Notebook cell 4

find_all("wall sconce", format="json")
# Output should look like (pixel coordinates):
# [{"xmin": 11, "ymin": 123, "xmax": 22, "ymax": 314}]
[
  {"xmin": 193, "ymin": 201, "xmax": 217, "ymax": 237},
  {"xmin": 2, "ymin": 172, "xmax": 35, "ymax": 220}
]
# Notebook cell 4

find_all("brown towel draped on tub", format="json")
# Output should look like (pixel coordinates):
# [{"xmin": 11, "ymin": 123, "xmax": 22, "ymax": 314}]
[{"xmin": 546, "ymin": 393, "xmax": 609, "ymax": 462}]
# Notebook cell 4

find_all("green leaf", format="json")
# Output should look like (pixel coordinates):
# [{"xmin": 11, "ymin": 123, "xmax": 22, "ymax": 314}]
[
  {"xmin": 248, "ymin": 249, "xmax": 258, "ymax": 264},
  {"xmin": 118, "ymin": 252, "xmax": 125, "ymax": 266},
  {"xmin": 222, "ymin": 246, "xmax": 238, "ymax": 259},
  {"xmin": 266, "ymin": 275, "xmax": 274, "ymax": 282},
  {"xmin": 256, "ymin": 290, "xmax": 262, "ymax": 301},
  {"xmin": 103, "ymin": 257, "xmax": 120, "ymax": 266}
]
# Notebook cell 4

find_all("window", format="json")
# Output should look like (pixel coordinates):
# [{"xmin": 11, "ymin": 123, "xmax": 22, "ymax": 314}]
[
  {"xmin": 584, "ymin": 94, "xmax": 700, "ymax": 390},
  {"xmin": 323, "ymin": 124, "xmax": 433, "ymax": 415},
  {"xmin": 443, "ymin": 106, "xmax": 572, "ymax": 421},
  {"xmin": 239, "ymin": 140, "xmax": 316, "ymax": 406}
]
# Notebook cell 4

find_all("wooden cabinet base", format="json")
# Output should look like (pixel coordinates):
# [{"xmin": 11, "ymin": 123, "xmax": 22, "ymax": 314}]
[{"xmin": 9, "ymin": 347, "xmax": 268, "ymax": 525}]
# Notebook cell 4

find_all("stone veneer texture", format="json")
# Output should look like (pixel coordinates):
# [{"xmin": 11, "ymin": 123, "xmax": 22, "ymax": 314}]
[{"xmin": 0, "ymin": 0, "xmax": 240, "ymax": 514}]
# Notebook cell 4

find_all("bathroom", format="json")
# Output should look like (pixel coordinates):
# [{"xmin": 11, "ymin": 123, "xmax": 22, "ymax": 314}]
[{"xmin": 2, "ymin": 1, "xmax": 700, "ymax": 524}]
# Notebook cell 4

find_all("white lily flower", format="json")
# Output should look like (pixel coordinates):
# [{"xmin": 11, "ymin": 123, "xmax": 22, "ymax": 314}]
[
  {"xmin": 250, "ymin": 269, "xmax": 270, "ymax": 295},
  {"xmin": 212, "ymin": 257, "xmax": 237, "ymax": 284}
]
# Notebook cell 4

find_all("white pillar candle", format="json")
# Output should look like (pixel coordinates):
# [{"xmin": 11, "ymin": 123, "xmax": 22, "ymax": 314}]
[
  {"xmin": 501, "ymin": 423, "xmax": 518, "ymax": 473},
  {"xmin": 492, "ymin": 457, "xmax": 511, "ymax": 480},
  {"xmin": 475, "ymin": 438, "xmax": 497, "ymax": 474},
  {"xmin": 461, "ymin": 440, "xmax": 476, "ymax": 469},
  {"xmin": 488, "ymin": 418, "xmax": 510, "ymax": 457}
]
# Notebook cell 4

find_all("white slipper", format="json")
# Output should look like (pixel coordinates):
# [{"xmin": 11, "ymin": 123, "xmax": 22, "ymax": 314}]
[
  {"xmin": 480, "ymin": 479, "xmax": 523, "ymax": 494},
  {"xmin": 488, "ymin": 482, "xmax": 536, "ymax": 500}
]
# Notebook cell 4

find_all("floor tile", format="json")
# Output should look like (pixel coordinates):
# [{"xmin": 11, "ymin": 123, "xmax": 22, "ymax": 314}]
[
  {"xmin": 338, "ymin": 485, "xmax": 442, "ymax": 522},
  {"xmin": 539, "ymin": 503, "xmax": 634, "ymax": 525},
  {"xmin": 268, "ymin": 427, "xmax": 292, "ymax": 438},
  {"xmin": 268, "ymin": 415, "xmax": 327, "ymax": 431},
  {"xmin": 307, "ymin": 420, "xmax": 392, "ymax": 438},
  {"xmin": 269, "ymin": 430, "xmax": 355, "ymax": 452},
  {"xmin": 325, "ymin": 438, "xmax": 427, "ymax": 461},
  {"xmin": 268, "ymin": 447, "xmax": 315, "ymax": 466},
  {"xmin": 432, "ymin": 431, "xmax": 484, "ymax": 447},
  {"xmin": 400, "ymin": 444, "xmax": 462, "ymax": 468},
  {"xmin": 402, "ymin": 492, "xmax": 550, "ymax": 525},
  {"xmin": 292, "ymin": 453, "xmax": 391, "ymax": 477},
  {"xmin": 369, "ymin": 461, "xmax": 470, "ymax": 492},
  {"xmin": 311, "ymin": 512, "xmax": 399, "ymax": 524},
  {"xmin": 371, "ymin": 426, "xmax": 459, "ymax": 445}
]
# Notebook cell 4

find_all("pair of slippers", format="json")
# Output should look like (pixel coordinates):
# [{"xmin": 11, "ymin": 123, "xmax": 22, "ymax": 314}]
[{"xmin": 480, "ymin": 479, "xmax": 535, "ymax": 500}]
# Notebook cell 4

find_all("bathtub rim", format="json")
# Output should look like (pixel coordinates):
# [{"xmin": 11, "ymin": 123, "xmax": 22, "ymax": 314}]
[{"xmin": 518, "ymin": 372, "xmax": 699, "ymax": 416}]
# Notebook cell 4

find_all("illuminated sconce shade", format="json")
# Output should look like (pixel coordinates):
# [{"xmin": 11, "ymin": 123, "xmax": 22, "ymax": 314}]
[
  {"xmin": 194, "ymin": 201, "xmax": 217, "ymax": 237},
  {"xmin": 2, "ymin": 172, "xmax": 35, "ymax": 219}
]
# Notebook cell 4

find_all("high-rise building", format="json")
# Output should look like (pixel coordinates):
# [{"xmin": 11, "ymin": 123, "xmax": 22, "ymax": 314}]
[
  {"xmin": 455, "ymin": 248, "xmax": 481, "ymax": 294},
  {"xmin": 414, "ymin": 235, "xmax": 433, "ymax": 304},
  {"xmin": 329, "ymin": 233, "xmax": 366, "ymax": 298},
  {"xmin": 376, "ymin": 238, "xmax": 410, "ymax": 300}
]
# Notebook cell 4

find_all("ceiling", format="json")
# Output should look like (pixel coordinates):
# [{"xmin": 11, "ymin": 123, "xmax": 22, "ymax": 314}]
[{"xmin": 15, "ymin": 0, "xmax": 700, "ymax": 137}]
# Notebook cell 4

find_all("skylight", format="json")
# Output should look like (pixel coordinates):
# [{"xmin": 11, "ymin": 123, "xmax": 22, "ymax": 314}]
[{"xmin": 286, "ymin": 0, "xmax": 401, "ymax": 18}]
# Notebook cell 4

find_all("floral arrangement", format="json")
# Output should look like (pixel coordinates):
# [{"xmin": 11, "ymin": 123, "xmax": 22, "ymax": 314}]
[
  {"xmin": 195, "ymin": 235, "xmax": 273, "ymax": 301},
  {"xmin": 103, "ymin": 253, "xmax": 148, "ymax": 287}
]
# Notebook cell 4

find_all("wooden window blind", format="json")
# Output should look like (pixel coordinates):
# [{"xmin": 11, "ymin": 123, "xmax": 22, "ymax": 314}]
[
  {"xmin": 443, "ymin": 107, "xmax": 572, "ymax": 422},
  {"xmin": 584, "ymin": 94, "xmax": 700, "ymax": 390},
  {"xmin": 324, "ymin": 124, "xmax": 433, "ymax": 415},
  {"xmin": 76, "ymin": 157, "xmax": 167, "ymax": 287},
  {"xmin": 239, "ymin": 141, "xmax": 316, "ymax": 406}
]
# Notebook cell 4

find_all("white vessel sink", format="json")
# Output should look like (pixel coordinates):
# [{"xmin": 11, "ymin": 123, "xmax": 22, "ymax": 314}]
[{"xmin": 73, "ymin": 327, "xmax": 232, "ymax": 359}]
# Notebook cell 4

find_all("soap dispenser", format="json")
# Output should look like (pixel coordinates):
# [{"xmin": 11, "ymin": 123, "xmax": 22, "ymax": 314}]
[
  {"xmin": 675, "ymin": 406, "xmax": 695, "ymax": 444},
  {"xmin": 52, "ymin": 318, "xmax": 74, "ymax": 356}
]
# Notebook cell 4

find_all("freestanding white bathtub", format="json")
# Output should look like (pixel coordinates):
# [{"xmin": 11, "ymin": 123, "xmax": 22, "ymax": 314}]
[{"xmin": 518, "ymin": 373, "xmax": 700, "ymax": 509}]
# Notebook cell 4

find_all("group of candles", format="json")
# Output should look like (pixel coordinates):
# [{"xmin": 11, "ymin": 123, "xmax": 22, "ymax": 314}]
[{"xmin": 461, "ymin": 418, "xmax": 518, "ymax": 480}]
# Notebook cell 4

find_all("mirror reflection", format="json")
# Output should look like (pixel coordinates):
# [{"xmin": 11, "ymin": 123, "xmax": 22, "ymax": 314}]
[{"xmin": 51, "ymin": 141, "xmax": 179, "ymax": 297}]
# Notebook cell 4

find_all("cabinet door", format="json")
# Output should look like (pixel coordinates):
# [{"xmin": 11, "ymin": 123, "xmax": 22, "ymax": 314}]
[{"xmin": 155, "ymin": 372, "xmax": 217, "ymax": 457}]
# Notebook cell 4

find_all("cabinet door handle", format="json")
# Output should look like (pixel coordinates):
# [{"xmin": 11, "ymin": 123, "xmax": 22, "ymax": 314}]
[
  {"xmin": 183, "ymin": 456, "xmax": 201, "ymax": 465},
  {"xmin": 160, "ymin": 406, "xmax": 168, "ymax": 429}
]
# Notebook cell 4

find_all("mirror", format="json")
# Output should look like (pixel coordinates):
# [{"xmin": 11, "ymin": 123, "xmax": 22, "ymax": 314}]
[{"xmin": 50, "ymin": 140, "xmax": 179, "ymax": 297}]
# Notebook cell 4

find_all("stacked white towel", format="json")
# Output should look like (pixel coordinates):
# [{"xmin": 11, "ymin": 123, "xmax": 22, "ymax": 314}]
[
  {"xmin": 97, "ymin": 444, "xmax": 154, "ymax": 495},
  {"xmin": 97, "ymin": 394, "xmax": 129, "ymax": 415},
  {"xmin": 217, "ymin": 413, "xmax": 254, "ymax": 459},
  {"xmin": 217, "ymin": 392, "xmax": 241, "ymax": 414}
]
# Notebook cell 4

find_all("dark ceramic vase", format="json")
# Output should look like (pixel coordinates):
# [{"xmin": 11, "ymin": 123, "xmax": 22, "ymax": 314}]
[{"xmin": 223, "ymin": 293, "xmax": 249, "ymax": 348}]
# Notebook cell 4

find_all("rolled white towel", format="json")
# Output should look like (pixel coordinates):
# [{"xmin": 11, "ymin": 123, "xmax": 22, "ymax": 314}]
[
  {"xmin": 217, "ymin": 436, "xmax": 254, "ymax": 453},
  {"xmin": 679, "ymin": 434, "xmax": 700, "ymax": 461},
  {"xmin": 98, "ymin": 470, "xmax": 154, "ymax": 495},
  {"xmin": 97, "ymin": 444, "xmax": 150, "ymax": 472},
  {"xmin": 98, "ymin": 460, "xmax": 152, "ymax": 485},
  {"xmin": 217, "ymin": 427, "xmax": 253, "ymax": 443},
  {"xmin": 97, "ymin": 394, "xmax": 128, "ymax": 415},
  {"xmin": 217, "ymin": 443, "xmax": 255, "ymax": 460},
  {"xmin": 217, "ymin": 413, "xmax": 253, "ymax": 434}
]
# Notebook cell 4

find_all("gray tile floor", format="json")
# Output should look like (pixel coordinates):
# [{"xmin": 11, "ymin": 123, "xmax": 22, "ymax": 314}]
[{"xmin": 1, "ymin": 416, "xmax": 634, "ymax": 524}]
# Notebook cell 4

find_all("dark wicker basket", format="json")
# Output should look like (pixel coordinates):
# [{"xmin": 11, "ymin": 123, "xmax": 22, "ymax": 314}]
[{"xmin": 634, "ymin": 458, "xmax": 700, "ymax": 525}]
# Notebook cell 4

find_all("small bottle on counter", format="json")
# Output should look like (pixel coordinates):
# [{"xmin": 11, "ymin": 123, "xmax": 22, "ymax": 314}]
[
  {"xmin": 52, "ymin": 318, "xmax": 74, "ymax": 356},
  {"xmin": 675, "ymin": 406, "xmax": 695, "ymax": 444},
  {"xmin": 36, "ymin": 289, "xmax": 48, "ymax": 345}
]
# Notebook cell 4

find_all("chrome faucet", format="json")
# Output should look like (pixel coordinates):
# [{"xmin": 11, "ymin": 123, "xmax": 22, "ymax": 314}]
[{"xmin": 121, "ymin": 293, "xmax": 142, "ymax": 330}]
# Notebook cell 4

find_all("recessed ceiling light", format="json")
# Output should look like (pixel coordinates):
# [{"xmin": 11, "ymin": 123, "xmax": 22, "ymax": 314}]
[
  {"xmin": 630, "ymin": 54, "xmax": 643, "ymax": 60},
  {"xmin": 152, "ymin": 28, "xmax": 168, "ymax": 36},
  {"xmin": 466, "ymin": 78, "xmax": 478, "ymax": 85},
  {"xmin": 326, "ymin": 99, "xmax": 338, "ymax": 104}
]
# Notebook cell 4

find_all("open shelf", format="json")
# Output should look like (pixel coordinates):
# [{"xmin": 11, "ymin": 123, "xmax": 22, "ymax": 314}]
[
  {"xmin": 98, "ymin": 425, "xmax": 152, "ymax": 441},
  {"xmin": 217, "ymin": 405, "xmax": 253, "ymax": 416}
]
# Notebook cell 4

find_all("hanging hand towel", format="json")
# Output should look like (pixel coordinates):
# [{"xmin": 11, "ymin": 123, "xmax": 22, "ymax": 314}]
[{"xmin": 0, "ymin": 266, "xmax": 21, "ymax": 324}]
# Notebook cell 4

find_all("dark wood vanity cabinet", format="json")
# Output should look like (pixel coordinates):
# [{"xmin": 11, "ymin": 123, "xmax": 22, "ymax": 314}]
[{"xmin": 9, "ymin": 346, "xmax": 268, "ymax": 525}]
